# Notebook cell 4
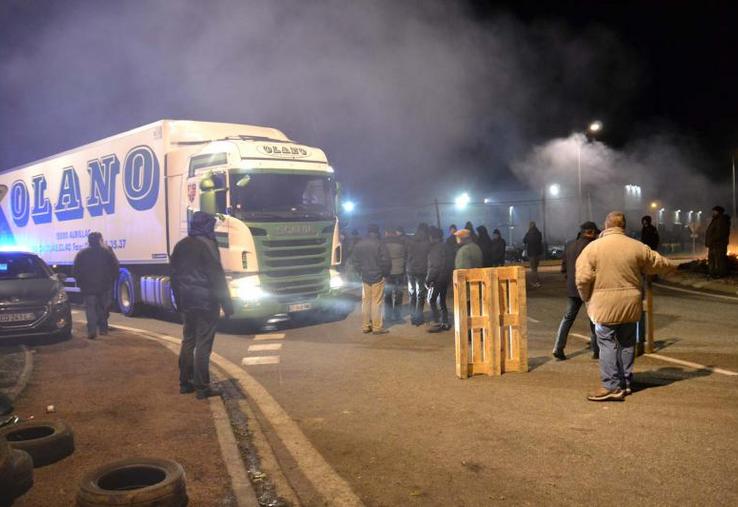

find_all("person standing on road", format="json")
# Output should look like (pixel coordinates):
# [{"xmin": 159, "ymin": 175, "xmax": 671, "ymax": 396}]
[
  {"xmin": 454, "ymin": 229, "xmax": 483, "ymax": 269},
  {"xmin": 73, "ymin": 232, "xmax": 119, "ymax": 340},
  {"xmin": 523, "ymin": 221, "xmax": 544, "ymax": 288},
  {"xmin": 426, "ymin": 227, "xmax": 454, "ymax": 331},
  {"xmin": 383, "ymin": 227, "xmax": 407, "ymax": 323},
  {"xmin": 552, "ymin": 222, "xmax": 599, "ymax": 361},
  {"xmin": 353, "ymin": 224, "xmax": 392, "ymax": 334},
  {"xmin": 171, "ymin": 211, "xmax": 234, "ymax": 399},
  {"xmin": 640, "ymin": 216, "xmax": 660, "ymax": 251},
  {"xmin": 407, "ymin": 223, "xmax": 432, "ymax": 326},
  {"xmin": 490, "ymin": 229, "xmax": 506, "ymax": 266},
  {"xmin": 464, "ymin": 221, "xmax": 479, "ymax": 243},
  {"xmin": 576, "ymin": 211, "xmax": 674, "ymax": 402},
  {"xmin": 476, "ymin": 226, "xmax": 495, "ymax": 267},
  {"xmin": 705, "ymin": 206, "xmax": 731, "ymax": 278}
]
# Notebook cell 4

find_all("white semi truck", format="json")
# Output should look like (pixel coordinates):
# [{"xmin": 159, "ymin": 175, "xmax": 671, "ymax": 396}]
[{"xmin": 0, "ymin": 120, "xmax": 344, "ymax": 320}]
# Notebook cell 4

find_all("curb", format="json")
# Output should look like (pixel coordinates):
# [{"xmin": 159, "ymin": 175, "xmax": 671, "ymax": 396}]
[
  {"xmin": 5, "ymin": 345, "xmax": 33, "ymax": 401},
  {"xmin": 658, "ymin": 277, "xmax": 738, "ymax": 300}
]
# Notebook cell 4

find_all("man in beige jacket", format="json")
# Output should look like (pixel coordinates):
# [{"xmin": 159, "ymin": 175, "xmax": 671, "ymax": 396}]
[{"xmin": 576, "ymin": 211, "xmax": 674, "ymax": 401}]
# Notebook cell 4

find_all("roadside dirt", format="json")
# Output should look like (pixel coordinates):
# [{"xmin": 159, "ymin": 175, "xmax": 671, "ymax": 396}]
[{"xmin": 10, "ymin": 324, "xmax": 234, "ymax": 506}]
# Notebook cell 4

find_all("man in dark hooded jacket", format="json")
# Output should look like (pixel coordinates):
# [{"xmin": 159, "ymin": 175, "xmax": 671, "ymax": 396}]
[
  {"xmin": 352, "ymin": 224, "xmax": 391, "ymax": 334},
  {"xmin": 406, "ymin": 223, "xmax": 432, "ymax": 325},
  {"xmin": 171, "ymin": 211, "xmax": 234, "ymax": 399},
  {"xmin": 705, "ymin": 205, "xmax": 731, "ymax": 278},
  {"xmin": 426, "ymin": 227, "xmax": 455, "ymax": 331},
  {"xmin": 74, "ymin": 232, "xmax": 119, "ymax": 339},
  {"xmin": 476, "ymin": 226, "xmax": 494, "ymax": 267},
  {"xmin": 523, "ymin": 221, "xmax": 544, "ymax": 287},
  {"xmin": 490, "ymin": 229, "xmax": 506, "ymax": 266},
  {"xmin": 640, "ymin": 216, "xmax": 659, "ymax": 251},
  {"xmin": 552, "ymin": 222, "xmax": 599, "ymax": 361}
]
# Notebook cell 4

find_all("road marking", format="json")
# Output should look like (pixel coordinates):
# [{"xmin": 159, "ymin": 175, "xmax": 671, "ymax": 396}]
[
  {"xmin": 527, "ymin": 316, "xmax": 541, "ymax": 323},
  {"xmin": 254, "ymin": 333, "xmax": 286, "ymax": 340},
  {"xmin": 86, "ymin": 321, "xmax": 363, "ymax": 505},
  {"xmin": 242, "ymin": 356, "xmax": 281, "ymax": 366},
  {"xmin": 654, "ymin": 282, "xmax": 738, "ymax": 302},
  {"xmin": 248, "ymin": 343, "xmax": 283, "ymax": 352},
  {"xmin": 570, "ymin": 333, "xmax": 738, "ymax": 377}
]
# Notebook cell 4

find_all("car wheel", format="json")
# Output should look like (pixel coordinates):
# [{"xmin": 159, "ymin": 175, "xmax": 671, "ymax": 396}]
[
  {"xmin": 115, "ymin": 268, "xmax": 142, "ymax": 317},
  {"xmin": 76, "ymin": 457, "xmax": 187, "ymax": 507},
  {"xmin": 0, "ymin": 443, "xmax": 33, "ymax": 505},
  {"xmin": 0, "ymin": 420, "xmax": 75, "ymax": 467}
]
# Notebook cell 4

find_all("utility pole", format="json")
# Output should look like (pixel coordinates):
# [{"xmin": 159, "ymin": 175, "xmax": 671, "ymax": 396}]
[{"xmin": 434, "ymin": 198, "xmax": 442, "ymax": 230}]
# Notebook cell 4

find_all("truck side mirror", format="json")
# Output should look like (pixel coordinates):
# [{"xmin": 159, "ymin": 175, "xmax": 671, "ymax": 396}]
[{"xmin": 235, "ymin": 175, "xmax": 251, "ymax": 187}]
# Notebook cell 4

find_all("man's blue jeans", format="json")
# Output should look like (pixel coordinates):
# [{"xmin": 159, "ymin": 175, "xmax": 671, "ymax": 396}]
[
  {"xmin": 553, "ymin": 297, "xmax": 597, "ymax": 355},
  {"xmin": 595, "ymin": 322, "xmax": 637, "ymax": 390}
]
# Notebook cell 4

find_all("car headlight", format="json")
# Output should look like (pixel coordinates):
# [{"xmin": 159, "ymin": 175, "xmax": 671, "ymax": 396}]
[
  {"xmin": 229, "ymin": 276, "xmax": 267, "ymax": 302},
  {"xmin": 49, "ymin": 290, "xmax": 69, "ymax": 306},
  {"xmin": 329, "ymin": 270, "xmax": 344, "ymax": 290}
]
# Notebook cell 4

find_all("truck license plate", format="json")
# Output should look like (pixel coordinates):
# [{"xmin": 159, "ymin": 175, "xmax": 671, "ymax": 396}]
[
  {"xmin": 288, "ymin": 303, "xmax": 311, "ymax": 312},
  {"xmin": 0, "ymin": 312, "xmax": 35, "ymax": 322}
]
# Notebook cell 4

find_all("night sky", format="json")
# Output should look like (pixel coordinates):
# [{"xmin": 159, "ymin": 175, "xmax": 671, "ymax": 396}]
[{"xmin": 1, "ymin": 0, "xmax": 736, "ymax": 206}]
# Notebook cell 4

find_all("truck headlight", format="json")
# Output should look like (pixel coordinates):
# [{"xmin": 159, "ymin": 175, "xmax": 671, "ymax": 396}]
[
  {"xmin": 329, "ymin": 270, "xmax": 344, "ymax": 290},
  {"xmin": 230, "ymin": 276, "xmax": 266, "ymax": 302}
]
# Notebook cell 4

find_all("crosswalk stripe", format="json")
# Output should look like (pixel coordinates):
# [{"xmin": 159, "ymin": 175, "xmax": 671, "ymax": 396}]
[
  {"xmin": 254, "ymin": 333, "xmax": 286, "ymax": 340},
  {"xmin": 248, "ymin": 343, "xmax": 283, "ymax": 352},
  {"xmin": 242, "ymin": 356, "xmax": 281, "ymax": 366}
]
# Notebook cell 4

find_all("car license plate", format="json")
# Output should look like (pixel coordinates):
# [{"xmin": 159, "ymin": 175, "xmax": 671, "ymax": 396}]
[
  {"xmin": 0, "ymin": 312, "xmax": 35, "ymax": 323},
  {"xmin": 288, "ymin": 303, "xmax": 311, "ymax": 312}
]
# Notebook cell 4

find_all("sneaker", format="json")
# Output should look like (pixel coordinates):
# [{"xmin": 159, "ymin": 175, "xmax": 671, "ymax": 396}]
[
  {"xmin": 362, "ymin": 328, "xmax": 372, "ymax": 334},
  {"xmin": 196, "ymin": 386, "xmax": 221, "ymax": 400},
  {"xmin": 440, "ymin": 323, "xmax": 451, "ymax": 331},
  {"xmin": 100, "ymin": 330, "xmax": 109, "ymax": 336},
  {"xmin": 180, "ymin": 384, "xmax": 195, "ymax": 394},
  {"xmin": 624, "ymin": 387, "xmax": 632, "ymax": 396},
  {"xmin": 87, "ymin": 334, "xmax": 96, "ymax": 340},
  {"xmin": 372, "ymin": 329, "xmax": 389, "ymax": 335},
  {"xmin": 552, "ymin": 350, "xmax": 567, "ymax": 361},
  {"xmin": 587, "ymin": 388, "xmax": 625, "ymax": 402}
]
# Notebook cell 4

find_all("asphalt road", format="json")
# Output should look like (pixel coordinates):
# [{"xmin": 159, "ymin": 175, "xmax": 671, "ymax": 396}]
[{"xmin": 95, "ymin": 271, "xmax": 738, "ymax": 506}]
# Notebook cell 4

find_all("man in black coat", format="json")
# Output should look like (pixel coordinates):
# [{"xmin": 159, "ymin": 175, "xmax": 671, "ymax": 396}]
[
  {"xmin": 490, "ymin": 229, "xmax": 506, "ymax": 266},
  {"xmin": 705, "ymin": 205, "xmax": 731, "ymax": 278},
  {"xmin": 552, "ymin": 222, "xmax": 599, "ymax": 361},
  {"xmin": 352, "ymin": 224, "xmax": 391, "ymax": 334},
  {"xmin": 406, "ymin": 223, "xmax": 432, "ymax": 326},
  {"xmin": 171, "ymin": 211, "xmax": 234, "ymax": 399},
  {"xmin": 640, "ymin": 215, "xmax": 659, "ymax": 251},
  {"xmin": 523, "ymin": 221, "xmax": 544, "ymax": 287},
  {"xmin": 426, "ymin": 227, "xmax": 454, "ymax": 331},
  {"xmin": 73, "ymin": 232, "xmax": 119, "ymax": 339}
]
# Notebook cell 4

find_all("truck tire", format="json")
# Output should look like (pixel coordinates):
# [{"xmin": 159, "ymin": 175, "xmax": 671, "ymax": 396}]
[
  {"xmin": 0, "ymin": 444, "xmax": 33, "ymax": 505},
  {"xmin": 116, "ymin": 269, "xmax": 142, "ymax": 317},
  {"xmin": 0, "ymin": 420, "xmax": 75, "ymax": 467},
  {"xmin": 76, "ymin": 457, "xmax": 187, "ymax": 507}
]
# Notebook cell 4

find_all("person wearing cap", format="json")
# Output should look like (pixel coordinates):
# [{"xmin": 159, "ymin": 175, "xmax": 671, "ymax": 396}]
[
  {"xmin": 705, "ymin": 205, "xmax": 731, "ymax": 278},
  {"xmin": 352, "ymin": 224, "xmax": 392, "ymax": 334},
  {"xmin": 552, "ymin": 221, "xmax": 599, "ymax": 361},
  {"xmin": 576, "ymin": 211, "xmax": 675, "ymax": 402},
  {"xmin": 171, "ymin": 211, "xmax": 234, "ymax": 399},
  {"xmin": 73, "ymin": 231, "xmax": 120, "ymax": 339},
  {"xmin": 454, "ymin": 229, "xmax": 483, "ymax": 269}
]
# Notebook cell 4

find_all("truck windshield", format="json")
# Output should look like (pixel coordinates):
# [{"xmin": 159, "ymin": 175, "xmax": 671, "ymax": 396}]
[{"xmin": 229, "ymin": 173, "xmax": 335, "ymax": 221}]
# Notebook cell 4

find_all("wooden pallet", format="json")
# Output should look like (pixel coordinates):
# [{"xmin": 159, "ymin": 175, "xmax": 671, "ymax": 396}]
[{"xmin": 453, "ymin": 266, "xmax": 528, "ymax": 378}]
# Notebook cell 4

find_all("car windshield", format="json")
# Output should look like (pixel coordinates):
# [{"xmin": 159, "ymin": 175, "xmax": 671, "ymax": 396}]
[
  {"xmin": 0, "ymin": 253, "xmax": 51, "ymax": 280},
  {"xmin": 229, "ymin": 173, "xmax": 336, "ymax": 221}
]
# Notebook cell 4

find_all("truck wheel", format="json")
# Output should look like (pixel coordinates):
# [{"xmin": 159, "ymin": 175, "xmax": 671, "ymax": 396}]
[
  {"xmin": 0, "ymin": 444, "xmax": 33, "ymax": 505},
  {"xmin": 76, "ymin": 457, "xmax": 187, "ymax": 507},
  {"xmin": 116, "ymin": 269, "xmax": 142, "ymax": 317},
  {"xmin": 0, "ymin": 420, "xmax": 74, "ymax": 468}
]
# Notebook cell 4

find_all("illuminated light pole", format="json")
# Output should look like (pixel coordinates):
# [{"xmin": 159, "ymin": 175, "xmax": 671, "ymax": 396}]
[
  {"xmin": 577, "ymin": 121, "xmax": 603, "ymax": 222},
  {"xmin": 455, "ymin": 192, "xmax": 471, "ymax": 210},
  {"xmin": 658, "ymin": 207, "xmax": 665, "ymax": 225},
  {"xmin": 341, "ymin": 200, "xmax": 356, "ymax": 214},
  {"xmin": 508, "ymin": 205, "xmax": 515, "ymax": 245}
]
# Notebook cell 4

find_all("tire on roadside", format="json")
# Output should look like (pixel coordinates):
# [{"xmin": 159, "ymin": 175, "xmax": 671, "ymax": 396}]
[
  {"xmin": 0, "ymin": 419, "xmax": 75, "ymax": 467},
  {"xmin": 76, "ymin": 457, "xmax": 187, "ymax": 507},
  {"xmin": 0, "ymin": 443, "xmax": 33, "ymax": 505}
]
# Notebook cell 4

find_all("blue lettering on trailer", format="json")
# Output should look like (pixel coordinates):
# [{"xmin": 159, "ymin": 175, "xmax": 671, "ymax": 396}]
[
  {"xmin": 31, "ymin": 174, "xmax": 52, "ymax": 224},
  {"xmin": 123, "ymin": 146, "xmax": 159, "ymax": 211},
  {"xmin": 54, "ymin": 167, "xmax": 84, "ymax": 221},
  {"xmin": 86, "ymin": 154, "xmax": 120, "ymax": 216},
  {"xmin": 10, "ymin": 180, "xmax": 29, "ymax": 227}
]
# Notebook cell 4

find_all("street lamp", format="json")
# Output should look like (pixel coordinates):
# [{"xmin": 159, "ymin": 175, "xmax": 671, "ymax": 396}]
[
  {"xmin": 341, "ymin": 200, "xmax": 356, "ymax": 213},
  {"xmin": 650, "ymin": 201, "xmax": 659, "ymax": 209},
  {"xmin": 548, "ymin": 183, "xmax": 560, "ymax": 198},
  {"xmin": 577, "ymin": 120, "xmax": 603, "ymax": 222},
  {"xmin": 455, "ymin": 192, "xmax": 471, "ymax": 209}
]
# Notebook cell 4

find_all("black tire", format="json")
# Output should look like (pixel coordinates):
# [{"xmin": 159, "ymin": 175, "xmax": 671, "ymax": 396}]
[
  {"xmin": 116, "ymin": 268, "xmax": 142, "ymax": 317},
  {"xmin": 0, "ymin": 444, "xmax": 33, "ymax": 505},
  {"xmin": 0, "ymin": 420, "xmax": 75, "ymax": 468},
  {"xmin": 76, "ymin": 457, "xmax": 187, "ymax": 507}
]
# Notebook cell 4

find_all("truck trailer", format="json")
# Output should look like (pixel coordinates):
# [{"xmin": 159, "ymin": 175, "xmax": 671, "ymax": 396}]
[{"xmin": 0, "ymin": 120, "xmax": 344, "ymax": 321}]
